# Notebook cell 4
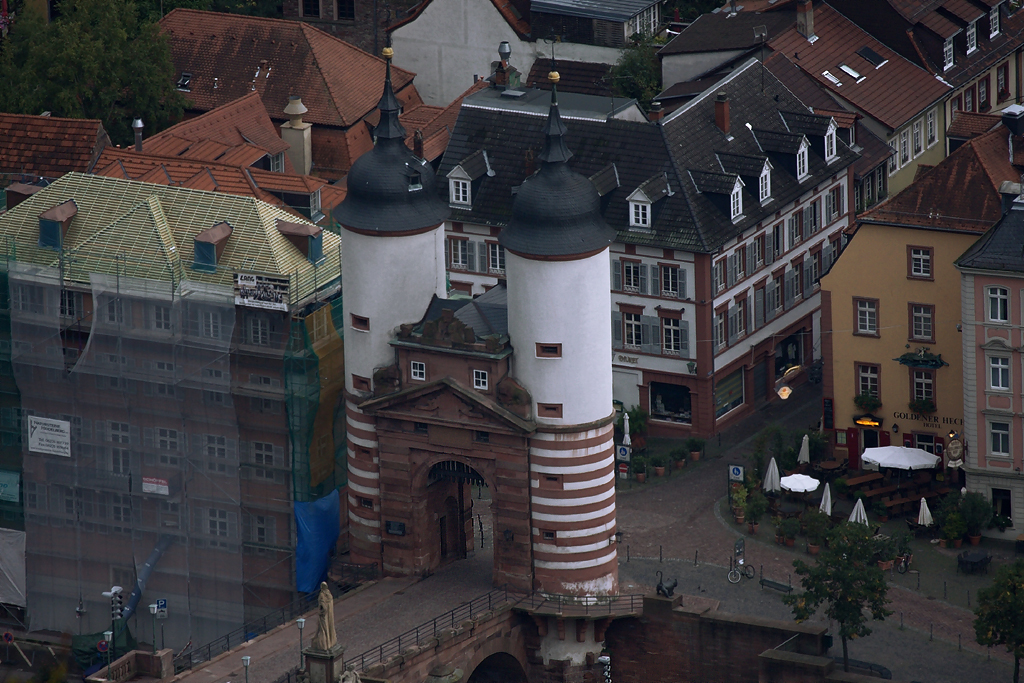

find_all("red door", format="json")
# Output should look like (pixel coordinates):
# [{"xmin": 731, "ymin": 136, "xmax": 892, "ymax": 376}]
[
  {"xmin": 847, "ymin": 428, "xmax": 860, "ymax": 470},
  {"xmin": 880, "ymin": 431, "xmax": 891, "ymax": 447}
]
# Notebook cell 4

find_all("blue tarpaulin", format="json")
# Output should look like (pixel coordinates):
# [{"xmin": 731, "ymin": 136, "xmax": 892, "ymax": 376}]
[{"xmin": 295, "ymin": 489, "xmax": 340, "ymax": 593}]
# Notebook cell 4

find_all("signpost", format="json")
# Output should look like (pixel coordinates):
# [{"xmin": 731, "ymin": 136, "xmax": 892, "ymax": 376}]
[{"xmin": 3, "ymin": 631, "xmax": 12, "ymax": 663}]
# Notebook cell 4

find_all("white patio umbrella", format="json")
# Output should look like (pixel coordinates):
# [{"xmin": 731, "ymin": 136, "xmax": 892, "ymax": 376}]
[
  {"xmin": 917, "ymin": 497, "xmax": 934, "ymax": 527},
  {"xmin": 781, "ymin": 473, "xmax": 819, "ymax": 493},
  {"xmin": 622, "ymin": 412, "xmax": 631, "ymax": 446},
  {"xmin": 849, "ymin": 498, "xmax": 869, "ymax": 526},
  {"xmin": 798, "ymin": 434, "xmax": 810, "ymax": 464},
  {"xmin": 763, "ymin": 457, "xmax": 781, "ymax": 493},
  {"xmin": 819, "ymin": 482, "xmax": 833, "ymax": 515},
  {"xmin": 861, "ymin": 446, "xmax": 940, "ymax": 470}
]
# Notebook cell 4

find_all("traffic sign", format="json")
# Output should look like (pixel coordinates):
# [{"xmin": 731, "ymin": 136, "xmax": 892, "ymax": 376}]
[
  {"xmin": 2, "ymin": 632, "xmax": 12, "ymax": 643},
  {"xmin": 618, "ymin": 462, "xmax": 629, "ymax": 479},
  {"xmin": 728, "ymin": 464, "xmax": 744, "ymax": 482},
  {"xmin": 156, "ymin": 598, "xmax": 168, "ymax": 619},
  {"xmin": 97, "ymin": 640, "xmax": 109, "ymax": 653},
  {"xmin": 615, "ymin": 444, "xmax": 631, "ymax": 462}
]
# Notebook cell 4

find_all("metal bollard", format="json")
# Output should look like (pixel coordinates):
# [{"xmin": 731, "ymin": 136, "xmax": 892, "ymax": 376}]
[
  {"xmin": 900, "ymin": 612, "xmax": 903, "ymax": 630},
  {"xmin": 694, "ymin": 550, "xmax": 699, "ymax": 567},
  {"xmin": 944, "ymin": 580, "xmax": 947, "ymax": 599},
  {"xmin": 626, "ymin": 545, "xmax": 630, "ymax": 562},
  {"xmin": 660, "ymin": 545, "xmax": 663, "ymax": 562},
  {"xmin": 959, "ymin": 634, "xmax": 961, "ymax": 651},
  {"xmin": 968, "ymin": 590, "xmax": 971, "ymax": 607},
  {"xmin": 930, "ymin": 623, "xmax": 933, "ymax": 641}
]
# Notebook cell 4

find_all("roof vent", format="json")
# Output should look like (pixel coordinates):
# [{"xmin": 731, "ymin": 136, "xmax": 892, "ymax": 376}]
[
  {"xmin": 276, "ymin": 219, "xmax": 324, "ymax": 264},
  {"xmin": 5, "ymin": 183, "xmax": 43, "ymax": 211},
  {"xmin": 1002, "ymin": 104, "xmax": 1024, "ymax": 136},
  {"xmin": 193, "ymin": 221, "xmax": 233, "ymax": 272},
  {"xmin": 176, "ymin": 72, "xmax": 192, "ymax": 92},
  {"xmin": 38, "ymin": 200, "xmax": 78, "ymax": 250}
]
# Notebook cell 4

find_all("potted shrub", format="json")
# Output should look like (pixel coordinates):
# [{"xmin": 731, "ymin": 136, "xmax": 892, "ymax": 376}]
[
  {"xmin": 908, "ymin": 398, "xmax": 936, "ymax": 415},
  {"xmin": 670, "ymin": 447, "xmax": 688, "ymax": 470},
  {"xmin": 685, "ymin": 437, "xmax": 705, "ymax": 461},
  {"xmin": 773, "ymin": 517, "xmax": 785, "ymax": 545},
  {"xmin": 631, "ymin": 455, "xmax": 647, "ymax": 483},
  {"xmin": 651, "ymin": 453, "xmax": 667, "ymax": 477},
  {"xmin": 833, "ymin": 477, "xmax": 849, "ymax": 499},
  {"xmin": 804, "ymin": 509, "xmax": 830, "ymax": 555},
  {"xmin": 894, "ymin": 531, "xmax": 912, "ymax": 566},
  {"xmin": 874, "ymin": 535, "xmax": 897, "ymax": 571},
  {"xmin": 991, "ymin": 514, "xmax": 1012, "ymax": 533},
  {"xmin": 746, "ymin": 491, "xmax": 768, "ymax": 535},
  {"xmin": 853, "ymin": 393, "xmax": 882, "ymax": 413},
  {"xmin": 780, "ymin": 518, "xmax": 800, "ymax": 547},
  {"xmin": 944, "ymin": 510, "xmax": 967, "ymax": 548},
  {"xmin": 872, "ymin": 499, "xmax": 889, "ymax": 522},
  {"xmin": 731, "ymin": 486, "xmax": 748, "ymax": 518},
  {"xmin": 961, "ymin": 491, "xmax": 992, "ymax": 545}
]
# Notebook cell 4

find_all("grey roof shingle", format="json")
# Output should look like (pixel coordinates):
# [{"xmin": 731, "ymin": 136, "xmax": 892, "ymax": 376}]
[
  {"xmin": 956, "ymin": 204, "xmax": 1024, "ymax": 272},
  {"xmin": 531, "ymin": 0, "xmax": 658, "ymax": 22}
]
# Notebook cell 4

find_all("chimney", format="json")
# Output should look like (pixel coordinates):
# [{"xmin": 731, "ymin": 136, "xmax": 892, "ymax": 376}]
[
  {"xmin": 648, "ymin": 101, "xmax": 664, "ymax": 123},
  {"xmin": 714, "ymin": 92, "xmax": 730, "ymax": 134},
  {"xmin": 280, "ymin": 95, "xmax": 312, "ymax": 175},
  {"xmin": 413, "ymin": 129, "xmax": 424, "ymax": 159},
  {"xmin": 1002, "ymin": 104, "xmax": 1024, "ymax": 136},
  {"xmin": 132, "ymin": 118, "xmax": 144, "ymax": 152},
  {"xmin": 797, "ymin": 0, "xmax": 815, "ymax": 41}
]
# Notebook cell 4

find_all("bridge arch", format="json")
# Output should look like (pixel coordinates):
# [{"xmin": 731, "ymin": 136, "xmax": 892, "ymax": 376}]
[{"xmin": 466, "ymin": 651, "xmax": 528, "ymax": 683}]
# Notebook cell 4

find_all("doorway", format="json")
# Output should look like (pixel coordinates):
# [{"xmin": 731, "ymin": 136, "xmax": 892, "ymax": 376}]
[{"xmin": 862, "ymin": 429, "xmax": 879, "ymax": 450}]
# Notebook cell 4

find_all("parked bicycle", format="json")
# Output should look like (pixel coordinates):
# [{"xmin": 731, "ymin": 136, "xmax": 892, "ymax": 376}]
[
  {"xmin": 728, "ymin": 538, "xmax": 755, "ymax": 583},
  {"xmin": 896, "ymin": 553, "xmax": 913, "ymax": 574}
]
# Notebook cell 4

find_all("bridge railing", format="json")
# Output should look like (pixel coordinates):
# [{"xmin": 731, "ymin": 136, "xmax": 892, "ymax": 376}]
[
  {"xmin": 345, "ymin": 585, "xmax": 525, "ymax": 672},
  {"xmin": 512, "ymin": 592, "xmax": 644, "ymax": 617}
]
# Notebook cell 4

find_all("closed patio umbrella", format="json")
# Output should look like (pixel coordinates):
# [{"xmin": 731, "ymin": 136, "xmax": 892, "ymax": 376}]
[
  {"xmin": 622, "ymin": 412, "xmax": 631, "ymax": 447},
  {"xmin": 819, "ymin": 482, "xmax": 832, "ymax": 516},
  {"xmin": 918, "ymin": 498, "xmax": 934, "ymax": 527},
  {"xmin": 849, "ymin": 498, "xmax": 869, "ymax": 526},
  {"xmin": 781, "ymin": 473, "xmax": 819, "ymax": 493},
  {"xmin": 763, "ymin": 457, "xmax": 781, "ymax": 493},
  {"xmin": 798, "ymin": 434, "xmax": 810, "ymax": 464}
]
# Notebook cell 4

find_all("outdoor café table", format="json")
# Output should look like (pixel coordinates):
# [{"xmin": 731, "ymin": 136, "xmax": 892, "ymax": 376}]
[
  {"xmin": 846, "ymin": 472, "xmax": 884, "ymax": 489},
  {"xmin": 819, "ymin": 460, "xmax": 844, "ymax": 471},
  {"xmin": 961, "ymin": 550, "xmax": 990, "ymax": 574},
  {"xmin": 778, "ymin": 501, "xmax": 804, "ymax": 518}
]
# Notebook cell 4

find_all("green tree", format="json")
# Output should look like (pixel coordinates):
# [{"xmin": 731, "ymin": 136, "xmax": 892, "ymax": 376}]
[
  {"xmin": 975, "ymin": 559, "xmax": 1024, "ymax": 683},
  {"xmin": 0, "ymin": 0, "xmax": 188, "ymax": 145},
  {"xmin": 608, "ymin": 34, "xmax": 660, "ymax": 112},
  {"xmin": 783, "ymin": 522, "xmax": 893, "ymax": 672}
]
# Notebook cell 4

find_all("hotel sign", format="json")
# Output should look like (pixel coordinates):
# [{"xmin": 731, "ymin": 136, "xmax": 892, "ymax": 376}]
[{"xmin": 891, "ymin": 411, "xmax": 963, "ymax": 426}]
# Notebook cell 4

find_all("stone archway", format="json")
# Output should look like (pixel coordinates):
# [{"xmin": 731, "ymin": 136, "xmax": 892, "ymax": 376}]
[
  {"xmin": 466, "ymin": 652, "xmax": 528, "ymax": 683},
  {"xmin": 424, "ymin": 459, "xmax": 488, "ymax": 572}
]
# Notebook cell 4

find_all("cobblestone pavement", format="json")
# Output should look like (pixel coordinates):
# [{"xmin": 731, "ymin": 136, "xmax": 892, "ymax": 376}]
[{"xmin": 615, "ymin": 384, "xmax": 1016, "ymax": 680}]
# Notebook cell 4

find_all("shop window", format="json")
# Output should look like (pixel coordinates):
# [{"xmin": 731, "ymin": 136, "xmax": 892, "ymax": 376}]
[
  {"xmin": 715, "ymin": 368, "xmax": 744, "ymax": 418},
  {"xmin": 650, "ymin": 382, "xmax": 691, "ymax": 424},
  {"xmin": 993, "ymin": 488, "xmax": 1012, "ymax": 524}
]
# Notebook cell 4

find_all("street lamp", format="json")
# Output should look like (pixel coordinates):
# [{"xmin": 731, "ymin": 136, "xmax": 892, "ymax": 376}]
[
  {"xmin": 149, "ymin": 604, "xmax": 158, "ymax": 655},
  {"xmin": 242, "ymin": 655, "xmax": 251, "ymax": 683},
  {"xmin": 296, "ymin": 618, "xmax": 305, "ymax": 670},
  {"xmin": 103, "ymin": 630, "xmax": 113, "ymax": 681}
]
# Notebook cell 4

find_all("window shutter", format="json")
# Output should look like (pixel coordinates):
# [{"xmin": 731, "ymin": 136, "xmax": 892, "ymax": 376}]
[
  {"xmin": 754, "ymin": 289, "xmax": 765, "ymax": 330},
  {"xmin": 784, "ymin": 271, "xmax": 795, "ymax": 310},
  {"xmin": 612, "ymin": 260, "xmax": 622, "ymax": 291},
  {"xmin": 477, "ymin": 242, "xmax": 488, "ymax": 272},
  {"xmin": 679, "ymin": 320, "xmax": 690, "ymax": 356},
  {"xmin": 612, "ymin": 311, "xmax": 623, "ymax": 350},
  {"xmin": 640, "ymin": 317, "xmax": 652, "ymax": 353},
  {"xmin": 822, "ymin": 243, "xmax": 832, "ymax": 271},
  {"xmin": 837, "ymin": 189, "xmax": 844, "ymax": 217},
  {"xmin": 825, "ymin": 193, "xmax": 833, "ymax": 222},
  {"xmin": 444, "ymin": 238, "xmax": 451, "ymax": 267},
  {"xmin": 803, "ymin": 261, "xmax": 813, "ymax": 299},
  {"xmin": 712, "ymin": 319, "xmax": 719, "ymax": 350},
  {"xmin": 746, "ymin": 243, "xmax": 755, "ymax": 276},
  {"xmin": 466, "ymin": 243, "xmax": 476, "ymax": 271},
  {"xmin": 639, "ymin": 264, "xmax": 648, "ymax": 294},
  {"xmin": 802, "ymin": 208, "xmax": 812, "ymax": 240},
  {"xmin": 748, "ymin": 297, "xmax": 756, "ymax": 332},
  {"xmin": 726, "ymin": 255, "xmax": 736, "ymax": 288},
  {"xmin": 642, "ymin": 315, "xmax": 660, "ymax": 353},
  {"xmin": 727, "ymin": 306, "xmax": 738, "ymax": 346},
  {"xmin": 764, "ymin": 242, "xmax": 774, "ymax": 265},
  {"xmin": 680, "ymin": 269, "xmax": 688, "ymax": 299},
  {"xmin": 651, "ymin": 266, "xmax": 660, "ymax": 296}
]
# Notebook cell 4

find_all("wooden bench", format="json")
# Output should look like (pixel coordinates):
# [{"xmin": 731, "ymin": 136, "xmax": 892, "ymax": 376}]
[
  {"xmin": 886, "ymin": 497, "xmax": 912, "ymax": 515},
  {"xmin": 846, "ymin": 473, "xmax": 884, "ymax": 488},
  {"xmin": 760, "ymin": 577, "xmax": 793, "ymax": 593},
  {"xmin": 864, "ymin": 485, "xmax": 898, "ymax": 499}
]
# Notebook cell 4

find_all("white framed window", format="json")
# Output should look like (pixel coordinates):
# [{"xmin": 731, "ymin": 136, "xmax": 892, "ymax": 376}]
[
  {"xmin": 111, "ymin": 422, "xmax": 130, "ymax": 444},
  {"xmin": 797, "ymin": 143, "xmax": 808, "ymax": 179},
  {"xmin": 661, "ymin": 265, "xmax": 680, "ymax": 297},
  {"xmin": 714, "ymin": 311, "xmax": 727, "ymax": 349},
  {"xmin": 944, "ymin": 38, "xmax": 954, "ymax": 70},
  {"xmin": 991, "ymin": 4, "xmax": 1000, "ymax": 37},
  {"xmin": 991, "ymin": 421, "xmax": 1011, "ymax": 456},
  {"xmin": 630, "ymin": 201, "xmax": 651, "ymax": 228},
  {"xmin": 856, "ymin": 299, "xmax": 878, "ymax": 335},
  {"xmin": 624, "ymin": 312, "xmax": 642, "ymax": 348},
  {"xmin": 311, "ymin": 189, "xmax": 321, "ymax": 217},
  {"xmin": 911, "ymin": 248, "xmax": 931, "ymax": 277},
  {"xmin": 857, "ymin": 364, "xmax": 879, "ymax": 397},
  {"xmin": 825, "ymin": 124, "xmax": 837, "ymax": 162},
  {"xmin": 913, "ymin": 120, "xmax": 923, "ymax": 156},
  {"xmin": 449, "ymin": 239, "xmax": 470, "ymax": 269},
  {"xmin": 623, "ymin": 261, "xmax": 642, "ymax": 292},
  {"xmin": 488, "ymin": 243, "xmax": 505, "ymax": 272},
  {"xmin": 713, "ymin": 260, "xmax": 725, "ymax": 293},
  {"xmin": 888, "ymin": 143, "xmax": 899, "ymax": 175},
  {"xmin": 900, "ymin": 130, "xmax": 910, "ymax": 165},
  {"xmin": 451, "ymin": 179, "xmax": 470, "ymax": 206},
  {"xmin": 759, "ymin": 164, "xmax": 771, "ymax": 202},
  {"xmin": 202, "ymin": 310, "xmax": 221, "ymax": 339},
  {"xmin": 158, "ymin": 428, "xmax": 178, "ymax": 450},
  {"xmin": 208, "ymin": 508, "xmax": 229, "ymax": 537},
  {"xmin": 989, "ymin": 286, "xmax": 1009, "ymax": 322},
  {"xmin": 410, "ymin": 361, "xmax": 426, "ymax": 381},
  {"xmin": 967, "ymin": 20, "xmax": 977, "ymax": 53},
  {"xmin": 473, "ymin": 369, "xmax": 488, "ymax": 390},
  {"xmin": 927, "ymin": 110, "xmax": 937, "ymax": 146},
  {"xmin": 990, "ymin": 356, "xmax": 1011, "ymax": 390},
  {"xmin": 206, "ymin": 434, "xmax": 227, "ymax": 459},
  {"xmin": 270, "ymin": 153, "xmax": 284, "ymax": 173},
  {"xmin": 662, "ymin": 318, "xmax": 681, "ymax": 354},
  {"xmin": 753, "ymin": 235, "xmax": 764, "ymax": 266},
  {"xmin": 249, "ymin": 317, "xmax": 269, "ymax": 346},
  {"xmin": 913, "ymin": 370, "xmax": 934, "ymax": 401},
  {"xmin": 911, "ymin": 305, "xmax": 933, "ymax": 341},
  {"xmin": 108, "ymin": 298, "xmax": 124, "ymax": 324},
  {"xmin": 730, "ymin": 184, "xmax": 742, "ymax": 220},
  {"xmin": 154, "ymin": 305, "xmax": 172, "ymax": 330},
  {"xmin": 112, "ymin": 448, "xmax": 130, "ymax": 474}
]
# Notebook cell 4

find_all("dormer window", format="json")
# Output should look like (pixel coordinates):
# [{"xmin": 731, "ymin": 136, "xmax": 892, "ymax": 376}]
[
  {"xmin": 177, "ymin": 72, "xmax": 192, "ymax": 92},
  {"xmin": 797, "ymin": 139, "xmax": 809, "ymax": 180},
  {"xmin": 450, "ymin": 179, "xmax": 470, "ymax": 206},
  {"xmin": 631, "ymin": 201, "xmax": 651, "ymax": 227},
  {"xmin": 990, "ymin": 4, "xmax": 1000, "ymax": 38},
  {"xmin": 729, "ymin": 177, "xmax": 743, "ymax": 221},
  {"xmin": 310, "ymin": 188, "xmax": 321, "ymax": 218},
  {"xmin": 825, "ymin": 121, "xmax": 837, "ymax": 163},
  {"xmin": 408, "ymin": 173, "xmax": 422, "ymax": 191},
  {"xmin": 759, "ymin": 162, "xmax": 771, "ymax": 203},
  {"xmin": 944, "ymin": 38, "xmax": 954, "ymax": 70},
  {"xmin": 270, "ymin": 153, "xmax": 284, "ymax": 173},
  {"xmin": 193, "ymin": 221, "xmax": 233, "ymax": 273},
  {"xmin": 967, "ymin": 20, "xmax": 977, "ymax": 53}
]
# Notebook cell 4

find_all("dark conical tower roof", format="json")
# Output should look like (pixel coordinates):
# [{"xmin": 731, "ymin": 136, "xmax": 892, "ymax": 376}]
[
  {"xmin": 333, "ymin": 45, "xmax": 448, "ymax": 233},
  {"xmin": 499, "ymin": 73, "xmax": 614, "ymax": 258}
]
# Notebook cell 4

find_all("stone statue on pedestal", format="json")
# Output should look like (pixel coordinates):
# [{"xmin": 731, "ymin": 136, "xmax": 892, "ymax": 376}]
[{"xmin": 311, "ymin": 581, "xmax": 337, "ymax": 651}]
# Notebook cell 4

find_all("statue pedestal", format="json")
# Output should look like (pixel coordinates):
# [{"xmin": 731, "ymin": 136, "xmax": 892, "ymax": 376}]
[{"xmin": 304, "ymin": 644, "xmax": 344, "ymax": 683}]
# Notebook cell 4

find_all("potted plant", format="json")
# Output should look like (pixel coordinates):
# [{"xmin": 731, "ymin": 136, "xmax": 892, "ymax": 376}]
[
  {"xmin": 908, "ymin": 398, "xmax": 936, "ymax": 415},
  {"xmin": 853, "ymin": 393, "xmax": 882, "ymax": 413},
  {"xmin": 804, "ymin": 509, "xmax": 830, "ymax": 556},
  {"xmin": 961, "ymin": 491, "xmax": 993, "ymax": 545},
  {"xmin": 872, "ymin": 499, "xmax": 889, "ymax": 522},
  {"xmin": 670, "ymin": 447, "xmax": 688, "ymax": 470},
  {"xmin": 685, "ymin": 437, "xmax": 705, "ymax": 462},
  {"xmin": 731, "ymin": 485, "xmax": 748, "ymax": 518},
  {"xmin": 874, "ymin": 535, "xmax": 897, "ymax": 571},
  {"xmin": 631, "ymin": 455, "xmax": 647, "ymax": 483},
  {"xmin": 894, "ymin": 531, "xmax": 912, "ymax": 566},
  {"xmin": 991, "ymin": 514, "xmax": 1012, "ymax": 533},
  {"xmin": 833, "ymin": 477, "xmax": 849, "ymax": 499},
  {"xmin": 746, "ymin": 491, "xmax": 768, "ymax": 535},
  {"xmin": 651, "ymin": 453, "xmax": 667, "ymax": 477},
  {"xmin": 780, "ymin": 518, "xmax": 800, "ymax": 547},
  {"xmin": 944, "ymin": 510, "xmax": 967, "ymax": 548}
]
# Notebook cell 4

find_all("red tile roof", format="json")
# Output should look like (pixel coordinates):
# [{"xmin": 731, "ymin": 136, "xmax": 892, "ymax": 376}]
[
  {"xmin": 0, "ymin": 113, "xmax": 110, "ymax": 179},
  {"xmin": 947, "ymin": 111, "xmax": 1002, "ymax": 139},
  {"xmin": 399, "ymin": 80, "xmax": 489, "ymax": 162},
  {"xmin": 769, "ymin": 4, "xmax": 950, "ymax": 130},
  {"xmin": 860, "ymin": 126, "xmax": 1017, "ymax": 232},
  {"xmin": 160, "ymin": 9, "xmax": 418, "ymax": 129}
]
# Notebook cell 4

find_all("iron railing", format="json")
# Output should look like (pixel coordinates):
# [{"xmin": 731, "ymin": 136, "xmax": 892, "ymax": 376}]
[
  {"xmin": 513, "ymin": 592, "xmax": 644, "ymax": 618},
  {"xmin": 330, "ymin": 559, "xmax": 380, "ymax": 590}
]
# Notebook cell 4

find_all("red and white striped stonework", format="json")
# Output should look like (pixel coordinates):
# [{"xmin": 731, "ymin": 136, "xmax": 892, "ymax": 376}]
[
  {"xmin": 530, "ymin": 420, "xmax": 618, "ymax": 595},
  {"xmin": 346, "ymin": 399, "xmax": 382, "ymax": 567}
]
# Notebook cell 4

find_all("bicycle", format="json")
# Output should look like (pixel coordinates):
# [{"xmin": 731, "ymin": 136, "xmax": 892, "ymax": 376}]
[
  {"xmin": 896, "ymin": 553, "xmax": 913, "ymax": 574},
  {"xmin": 728, "ymin": 538, "xmax": 755, "ymax": 583}
]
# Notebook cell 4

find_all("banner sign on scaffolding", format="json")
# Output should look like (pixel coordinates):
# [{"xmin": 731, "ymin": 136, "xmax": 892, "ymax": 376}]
[
  {"xmin": 142, "ymin": 477, "xmax": 169, "ymax": 496},
  {"xmin": 27, "ymin": 416, "xmax": 71, "ymax": 457},
  {"xmin": 234, "ymin": 273, "xmax": 289, "ymax": 311},
  {"xmin": 0, "ymin": 471, "xmax": 19, "ymax": 503}
]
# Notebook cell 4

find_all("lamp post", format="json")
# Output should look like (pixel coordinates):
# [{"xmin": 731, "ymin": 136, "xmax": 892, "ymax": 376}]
[
  {"xmin": 103, "ymin": 630, "xmax": 113, "ymax": 681},
  {"xmin": 296, "ymin": 618, "xmax": 305, "ymax": 670},
  {"xmin": 149, "ymin": 604, "xmax": 158, "ymax": 655},
  {"xmin": 242, "ymin": 655, "xmax": 251, "ymax": 683}
]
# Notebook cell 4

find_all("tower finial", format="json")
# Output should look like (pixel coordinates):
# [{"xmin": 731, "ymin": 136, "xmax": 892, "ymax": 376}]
[
  {"xmin": 375, "ymin": 31, "xmax": 405, "ymax": 142},
  {"xmin": 538, "ymin": 57, "xmax": 571, "ymax": 165}
]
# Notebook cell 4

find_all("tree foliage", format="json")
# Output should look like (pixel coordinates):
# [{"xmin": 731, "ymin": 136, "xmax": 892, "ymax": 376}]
[
  {"xmin": 608, "ymin": 33, "xmax": 661, "ymax": 112},
  {"xmin": 0, "ymin": 0, "xmax": 188, "ymax": 145},
  {"xmin": 783, "ymin": 522, "xmax": 893, "ymax": 672},
  {"xmin": 975, "ymin": 559, "xmax": 1024, "ymax": 683}
]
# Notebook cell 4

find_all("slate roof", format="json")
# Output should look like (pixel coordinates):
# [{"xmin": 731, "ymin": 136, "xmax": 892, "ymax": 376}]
[
  {"xmin": 0, "ymin": 113, "xmax": 110, "ymax": 180},
  {"xmin": 532, "ymin": 0, "xmax": 657, "ymax": 22},
  {"xmin": 956, "ymin": 202, "xmax": 1024, "ymax": 273},
  {"xmin": 860, "ymin": 125, "xmax": 1017, "ymax": 232},
  {"xmin": 159, "ymin": 9, "xmax": 417, "ymax": 129},
  {"xmin": 947, "ymin": 111, "xmax": 1002, "ymax": 139},
  {"xmin": 769, "ymin": 3, "xmax": 950, "ymax": 130},
  {"xmin": 455, "ymin": 283, "xmax": 508, "ymax": 336},
  {"xmin": 659, "ymin": 9, "xmax": 794, "ymax": 55},
  {"xmin": 440, "ymin": 59, "xmax": 857, "ymax": 253},
  {"xmin": 0, "ymin": 173, "xmax": 340, "ymax": 298},
  {"xmin": 527, "ymin": 60, "xmax": 614, "ymax": 97}
]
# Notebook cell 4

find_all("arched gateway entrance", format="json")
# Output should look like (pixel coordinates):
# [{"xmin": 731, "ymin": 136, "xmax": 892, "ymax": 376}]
[{"xmin": 429, "ymin": 461, "xmax": 486, "ymax": 566}]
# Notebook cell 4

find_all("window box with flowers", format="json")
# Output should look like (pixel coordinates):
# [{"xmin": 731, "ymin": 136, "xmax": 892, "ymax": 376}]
[
  {"xmin": 853, "ymin": 393, "xmax": 882, "ymax": 412},
  {"xmin": 908, "ymin": 398, "xmax": 936, "ymax": 415}
]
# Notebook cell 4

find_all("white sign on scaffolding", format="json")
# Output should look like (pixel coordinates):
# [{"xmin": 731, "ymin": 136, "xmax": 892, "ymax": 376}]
[{"xmin": 27, "ymin": 416, "xmax": 71, "ymax": 457}]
